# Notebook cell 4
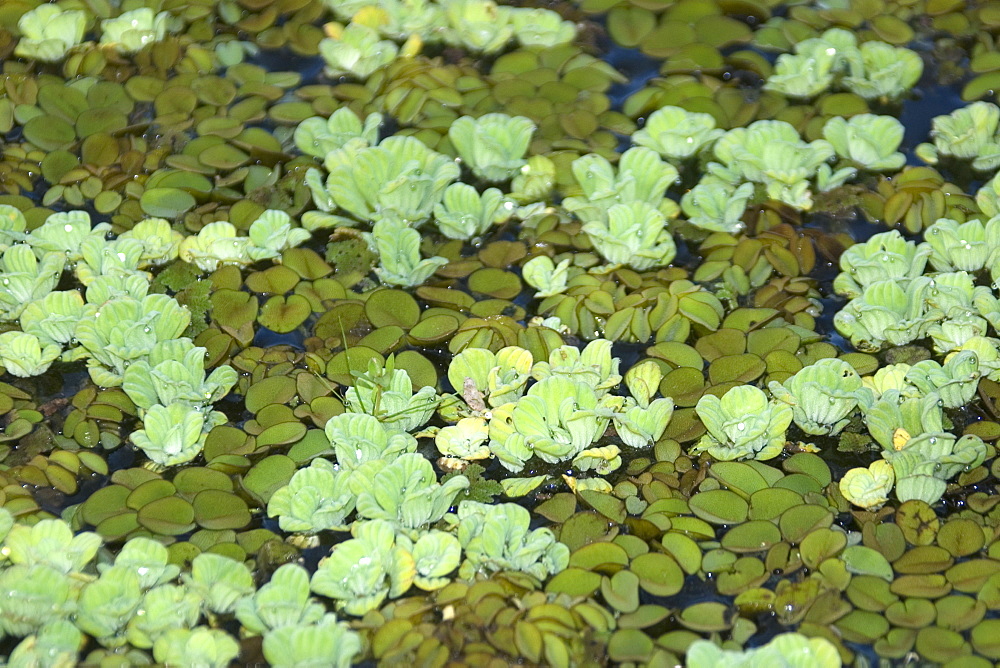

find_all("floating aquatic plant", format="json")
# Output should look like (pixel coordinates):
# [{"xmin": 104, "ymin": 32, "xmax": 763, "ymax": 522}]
[
  {"xmin": 14, "ymin": 5, "xmax": 87, "ymax": 62},
  {"xmin": 432, "ymin": 183, "xmax": 510, "ymax": 240},
  {"xmin": 916, "ymin": 101, "xmax": 1000, "ymax": 170},
  {"xmin": 823, "ymin": 114, "xmax": 906, "ymax": 173},
  {"xmin": 763, "ymin": 28, "xmax": 921, "ymax": 103},
  {"xmin": 2, "ymin": 1, "xmax": 1000, "ymax": 665},
  {"xmin": 693, "ymin": 385, "xmax": 792, "ymax": 461},
  {"xmin": 0, "ymin": 331, "xmax": 62, "ymax": 378},
  {"xmin": 632, "ymin": 105, "xmax": 725, "ymax": 162},
  {"xmin": 582, "ymin": 201, "xmax": 677, "ymax": 271},
  {"xmin": 100, "ymin": 9, "xmax": 171, "ymax": 54},
  {"xmin": 318, "ymin": 22, "xmax": 400, "ymax": 80},
  {"xmin": 769, "ymin": 358, "xmax": 873, "ymax": 436},
  {"xmin": 564, "ymin": 147, "xmax": 680, "ymax": 223},
  {"xmin": 448, "ymin": 113, "xmax": 535, "ymax": 182},
  {"xmin": 309, "ymin": 135, "xmax": 459, "ymax": 227},
  {"xmin": 708, "ymin": 120, "xmax": 835, "ymax": 210},
  {"xmin": 122, "ymin": 339, "xmax": 238, "ymax": 416},
  {"xmin": 310, "ymin": 519, "xmax": 415, "ymax": 615},
  {"xmin": 885, "ymin": 432, "xmax": 989, "ymax": 504},
  {"xmin": 267, "ymin": 459, "xmax": 356, "ymax": 534},
  {"xmin": 449, "ymin": 501, "xmax": 568, "ymax": 579},
  {"xmin": 840, "ymin": 460, "xmax": 895, "ymax": 510},
  {"xmin": 521, "ymin": 255, "xmax": 572, "ymax": 297},
  {"xmin": 680, "ymin": 181, "xmax": 754, "ymax": 234},
  {"xmin": 130, "ymin": 401, "xmax": 226, "ymax": 466},
  {"xmin": 688, "ymin": 632, "xmax": 841, "ymax": 667},
  {"xmin": 294, "ymin": 109, "xmax": 383, "ymax": 160}
]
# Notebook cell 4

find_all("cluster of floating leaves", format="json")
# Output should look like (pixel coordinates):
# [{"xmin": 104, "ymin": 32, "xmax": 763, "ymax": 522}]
[{"xmin": 3, "ymin": 0, "xmax": 1000, "ymax": 665}]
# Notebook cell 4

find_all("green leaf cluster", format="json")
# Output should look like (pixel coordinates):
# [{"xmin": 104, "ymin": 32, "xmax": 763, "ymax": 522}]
[
  {"xmin": 564, "ymin": 147, "xmax": 679, "ymax": 224},
  {"xmin": 179, "ymin": 211, "xmax": 310, "ymax": 272},
  {"xmin": 681, "ymin": 181, "xmax": 754, "ymax": 234},
  {"xmin": 345, "ymin": 355, "xmax": 439, "ymax": 432},
  {"xmin": 688, "ymin": 632, "xmax": 841, "ymax": 667},
  {"xmin": 693, "ymin": 385, "xmax": 792, "ymax": 461},
  {"xmin": 118, "ymin": 218, "xmax": 184, "ymax": 268},
  {"xmin": 235, "ymin": 564, "xmax": 325, "ymax": 635},
  {"xmin": 318, "ymin": 0, "xmax": 574, "ymax": 53},
  {"xmin": 521, "ymin": 255, "xmax": 573, "ymax": 298},
  {"xmin": 75, "ymin": 294, "xmax": 191, "ymax": 387},
  {"xmin": 582, "ymin": 201, "xmax": 677, "ymax": 271},
  {"xmin": 0, "ymin": 208, "xmax": 257, "ymax": 463},
  {"xmin": 632, "ymin": 105, "xmax": 725, "ymax": 162},
  {"xmin": 885, "ymin": 433, "xmax": 989, "ymax": 504},
  {"xmin": 309, "ymin": 519, "xmax": 417, "ymax": 615},
  {"xmin": 13, "ymin": 4, "xmax": 86, "ymax": 62},
  {"xmin": 433, "ymin": 183, "xmax": 511, "ymax": 240},
  {"xmin": 916, "ymin": 102, "xmax": 1000, "ymax": 170},
  {"xmin": 122, "ymin": 339, "xmax": 238, "ymax": 416},
  {"xmin": 448, "ymin": 113, "xmax": 535, "ymax": 182},
  {"xmin": 0, "ymin": 331, "xmax": 62, "ymax": 378},
  {"xmin": 294, "ymin": 108, "xmax": 383, "ymax": 160},
  {"xmin": 764, "ymin": 28, "xmax": 921, "ymax": 101},
  {"xmin": 318, "ymin": 23, "xmax": 399, "ymax": 79},
  {"xmin": 768, "ymin": 358, "xmax": 873, "ymax": 436},
  {"xmin": 130, "ymin": 401, "xmax": 227, "ymax": 467},
  {"xmin": 839, "ymin": 368, "xmax": 993, "ymax": 505},
  {"xmin": 0, "ymin": 509, "xmax": 366, "ymax": 665},
  {"xmin": 263, "ymin": 614, "xmax": 361, "ymax": 668},
  {"xmin": 0, "ymin": 244, "xmax": 64, "ymax": 321},
  {"xmin": 823, "ymin": 114, "xmax": 906, "ymax": 172},
  {"xmin": 450, "ymin": 501, "xmax": 569, "ymax": 580},
  {"xmin": 833, "ymin": 224, "xmax": 1000, "ymax": 354},
  {"xmin": 99, "ymin": 8, "xmax": 171, "ymax": 54},
  {"xmin": 708, "ymin": 120, "xmax": 834, "ymax": 210},
  {"xmin": 310, "ymin": 135, "xmax": 459, "ymax": 227},
  {"xmin": 324, "ymin": 412, "xmax": 418, "ymax": 470},
  {"xmin": 267, "ymin": 458, "xmax": 356, "ymax": 533},
  {"xmin": 833, "ymin": 231, "xmax": 931, "ymax": 299},
  {"xmin": 351, "ymin": 453, "xmax": 470, "ymax": 531},
  {"xmin": 439, "ymin": 339, "xmax": 671, "ymax": 472},
  {"xmin": 447, "ymin": 345, "xmax": 534, "ymax": 409}
]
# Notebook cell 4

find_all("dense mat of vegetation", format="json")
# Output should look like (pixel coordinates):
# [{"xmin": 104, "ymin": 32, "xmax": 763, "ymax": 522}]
[{"xmin": 3, "ymin": 0, "xmax": 1000, "ymax": 665}]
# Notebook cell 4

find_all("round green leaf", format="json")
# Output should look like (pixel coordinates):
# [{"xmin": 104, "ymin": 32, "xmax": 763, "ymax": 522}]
[
  {"xmin": 630, "ymin": 552, "xmax": 685, "ymax": 597},
  {"xmin": 258, "ymin": 295, "xmax": 312, "ymax": 333},
  {"xmin": 173, "ymin": 467, "xmax": 234, "ymax": 497},
  {"xmin": 140, "ymin": 187, "xmax": 197, "ymax": 218},
  {"xmin": 137, "ymin": 496, "xmax": 196, "ymax": 536},
  {"xmin": 365, "ymin": 289, "xmax": 420, "ymax": 329},
  {"xmin": 81, "ymin": 484, "xmax": 131, "ymax": 527},
  {"xmin": 126, "ymin": 479, "xmax": 178, "ymax": 510},
  {"xmin": 601, "ymin": 570, "xmax": 640, "ymax": 613},
  {"xmin": 778, "ymin": 504, "xmax": 833, "ymax": 544},
  {"xmin": 720, "ymin": 520, "xmax": 782, "ymax": 554},
  {"xmin": 689, "ymin": 489, "xmax": 749, "ymax": 524},
  {"xmin": 468, "ymin": 268, "xmax": 522, "ymax": 300},
  {"xmin": 546, "ymin": 568, "xmax": 601, "ymax": 596},
  {"xmin": 936, "ymin": 519, "xmax": 985, "ymax": 558},
  {"xmin": 193, "ymin": 489, "xmax": 252, "ymax": 530},
  {"xmin": 23, "ymin": 115, "xmax": 75, "ymax": 150},
  {"xmin": 240, "ymin": 455, "xmax": 296, "ymax": 503}
]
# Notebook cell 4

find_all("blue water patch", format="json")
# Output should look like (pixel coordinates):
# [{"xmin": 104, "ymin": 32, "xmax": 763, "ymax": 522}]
[
  {"xmin": 247, "ymin": 47, "xmax": 327, "ymax": 86},
  {"xmin": 605, "ymin": 46, "xmax": 664, "ymax": 111},
  {"xmin": 254, "ymin": 325, "xmax": 307, "ymax": 350}
]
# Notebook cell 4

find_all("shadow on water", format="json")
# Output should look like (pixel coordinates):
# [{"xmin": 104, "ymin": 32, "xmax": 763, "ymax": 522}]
[
  {"xmin": 604, "ymin": 46, "xmax": 663, "ymax": 112},
  {"xmin": 899, "ymin": 83, "xmax": 967, "ymax": 165},
  {"xmin": 254, "ymin": 326, "xmax": 307, "ymax": 351},
  {"xmin": 247, "ymin": 47, "xmax": 327, "ymax": 87}
]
